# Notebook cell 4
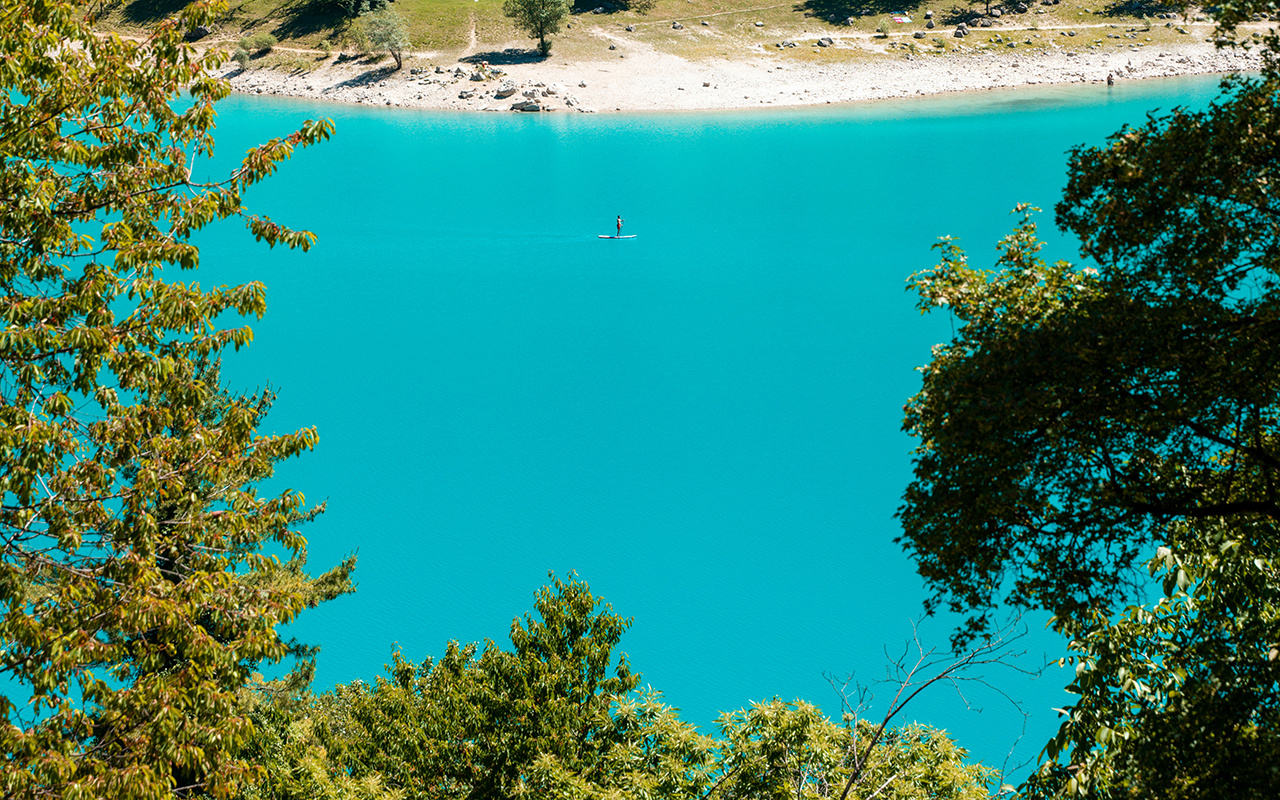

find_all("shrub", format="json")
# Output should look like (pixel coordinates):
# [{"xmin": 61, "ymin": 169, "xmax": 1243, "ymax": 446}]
[
  {"xmin": 344, "ymin": 22, "xmax": 371, "ymax": 55},
  {"xmin": 238, "ymin": 32, "xmax": 277, "ymax": 53},
  {"xmin": 363, "ymin": 8, "xmax": 410, "ymax": 70},
  {"xmin": 232, "ymin": 47, "xmax": 250, "ymax": 67},
  {"xmin": 332, "ymin": 0, "xmax": 388, "ymax": 17}
]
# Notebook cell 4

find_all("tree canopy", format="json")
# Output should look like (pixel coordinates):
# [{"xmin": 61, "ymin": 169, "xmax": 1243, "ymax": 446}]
[
  {"xmin": 363, "ymin": 8, "xmax": 411, "ymax": 70},
  {"xmin": 250, "ymin": 577, "xmax": 996, "ymax": 800},
  {"xmin": 0, "ymin": 1, "xmax": 345, "ymax": 797},
  {"xmin": 502, "ymin": 0, "xmax": 570, "ymax": 56},
  {"xmin": 900, "ymin": 60, "xmax": 1280, "ymax": 643},
  {"xmin": 898, "ymin": 3, "xmax": 1280, "ymax": 796}
]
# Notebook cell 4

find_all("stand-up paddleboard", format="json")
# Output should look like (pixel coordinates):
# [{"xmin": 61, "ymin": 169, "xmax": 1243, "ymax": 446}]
[{"xmin": 599, "ymin": 234, "xmax": 637, "ymax": 239}]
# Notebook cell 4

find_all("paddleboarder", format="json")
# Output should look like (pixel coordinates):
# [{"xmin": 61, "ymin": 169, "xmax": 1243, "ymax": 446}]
[{"xmin": 617, "ymin": 215, "xmax": 624, "ymax": 236}]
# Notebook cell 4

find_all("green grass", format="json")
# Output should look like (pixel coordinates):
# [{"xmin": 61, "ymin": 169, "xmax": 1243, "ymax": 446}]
[{"xmin": 96, "ymin": 0, "xmax": 1219, "ymax": 65}]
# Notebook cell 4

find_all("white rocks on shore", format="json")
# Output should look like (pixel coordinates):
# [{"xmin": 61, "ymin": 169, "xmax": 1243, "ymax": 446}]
[{"xmin": 221, "ymin": 36, "xmax": 1261, "ymax": 113}]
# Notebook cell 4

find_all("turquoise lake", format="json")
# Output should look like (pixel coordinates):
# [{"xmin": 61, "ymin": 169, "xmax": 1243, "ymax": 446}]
[{"xmin": 199, "ymin": 74, "xmax": 1229, "ymax": 777}]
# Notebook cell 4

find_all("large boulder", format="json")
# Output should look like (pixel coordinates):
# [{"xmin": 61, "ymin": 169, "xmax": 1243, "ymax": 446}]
[
  {"xmin": 511, "ymin": 99, "xmax": 541, "ymax": 112},
  {"xmin": 926, "ymin": 18, "xmax": 935, "ymax": 27},
  {"xmin": 494, "ymin": 81, "xmax": 518, "ymax": 98},
  {"xmin": 184, "ymin": 25, "xmax": 210, "ymax": 42}
]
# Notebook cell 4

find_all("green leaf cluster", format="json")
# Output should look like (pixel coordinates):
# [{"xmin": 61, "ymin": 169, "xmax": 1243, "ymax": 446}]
[
  {"xmin": 361, "ymin": 9, "xmax": 411, "ymax": 70},
  {"xmin": 899, "ymin": 1, "xmax": 1280, "ymax": 796},
  {"xmin": 1036, "ymin": 521, "xmax": 1280, "ymax": 799},
  {"xmin": 244, "ymin": 577, "xmax": 996, "ymax": 800},
  {"xmin": 901, "ymin": 39, "xmax": 1280, "ymax": 646},
  {"xmin": 716, "ymin": 701, "xmax": 993, "ymax": 800},
  {"xmin": 304, "ymin": 575, "xmax": 716, "ymax": 800},
  {"xmin": 0, "ymin": 1, "xmax": 342, "ymax": 797},
  {"xmin": 502, "ymin": 0, "xmax": 569, "ymax": 56}
]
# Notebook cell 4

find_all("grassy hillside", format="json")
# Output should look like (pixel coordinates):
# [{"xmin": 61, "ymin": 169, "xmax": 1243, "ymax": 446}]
[{"xmin": 96, "ymin": 0, "xmax": 1223, "ymax": 65}]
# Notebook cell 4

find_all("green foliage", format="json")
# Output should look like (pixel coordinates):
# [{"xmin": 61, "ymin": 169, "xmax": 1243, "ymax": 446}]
[
  {"xmin": 0, "ymin": 1, "xmax": 338, "ymax": 797},
  {"xmin": 234, "ymin": 673, "xmax": 402, "ymax": 800},
  {"xmin": 502, "ymin": 0, "xmax": 569, "ymax": 55},
  {"xmin": 361, "ymin": 8, "xmax": 411, "ymax": 70},
  {"xmin": 1038, "ymin": 520, "xmax": 1280, "ymax": 799},
  {"xmin": 899, "ymin": 2, "xmax": 1280, "ymax": 797},
  {"xmin": 307, "ymin": 575, "xmax": 717, "ymax": 799},
  {"xmin": 716, "ymin": 701, "xmax": 994, "ymax": 800},
  {"xmin": 250, "ymin": 578, "xmax": 995, "ymax": 800},
  {"xmin": 343, "ymin": 21, "xmax": 372, "ymax": 55},
  {"xmin": 902, "ymin": 80, "xmax": 1280, "ymax": 644},
  {"xmin": 239, "ymin": 31, "xmax": 279, "ymax": 53},
  {"xmin": 332, "ymin": 0, "xmax": 389, "ymax": 19}
]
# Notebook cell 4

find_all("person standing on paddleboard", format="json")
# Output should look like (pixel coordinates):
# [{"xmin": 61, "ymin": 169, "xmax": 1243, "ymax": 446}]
[{"xmin": 617, "ymin": 215, "xmax": 624, "ymax": 236}]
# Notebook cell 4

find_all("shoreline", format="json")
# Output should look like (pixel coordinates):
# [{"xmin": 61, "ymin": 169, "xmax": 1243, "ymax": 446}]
[{"xmin": 221, "ymin": 36, "xmax": 1261, "ymax": 113}]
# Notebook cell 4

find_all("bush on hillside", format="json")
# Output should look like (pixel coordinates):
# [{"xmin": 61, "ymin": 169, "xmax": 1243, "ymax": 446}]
[
  {"xmin": 332, "ymin": 0, "xmax": 388, "ymax": 17},
  {"xmin": 238, "ymin": 32, "xmax": 277, "ymax": 53}
]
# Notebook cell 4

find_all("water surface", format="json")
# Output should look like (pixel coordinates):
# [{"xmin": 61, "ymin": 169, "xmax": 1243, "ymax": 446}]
[{"xmin": 200, "ymin": 75, "xmax": 1228, "ymax": 776}]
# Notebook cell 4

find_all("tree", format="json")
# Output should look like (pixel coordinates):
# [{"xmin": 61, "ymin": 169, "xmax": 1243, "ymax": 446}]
[
  {"xmin": 897, "ymin": 2, "xmax": 1280, "ymax": 796},
  {"xmin": 900, "ymin": 83, "xmax": 1280, "ymax": 644},
  {"xmin": 715, "ymin": 701, "xmax": 994, "ymax": 800},
  {"xmin": 312, "ymin": 575, "xmax": 719, "ymax": 799},
  {"xmin": 502, "ymin": 0, "xmax": 570, "ymax": 57},
  {"xmin": 363, "ymin": 8, "xmax": 410, "ymax": 70},
  {"xmin": 1035, "ymin": 520, "xmax": 1280, "ymax": 799},
  {"xmin": 232, "ymin": 671, "xmax": 402, "ymax": 800},
  {"xmin": 0, "ymin": 1, "xmax": 340, "ymax": 797},
  {"xmin": 283, "ymin": 578, "xmax": 1003, "ymax": 800}
]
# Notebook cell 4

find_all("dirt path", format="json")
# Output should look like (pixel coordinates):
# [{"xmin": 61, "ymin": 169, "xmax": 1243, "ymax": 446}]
[{"xmin": 461, "ymin": 12, "xmax": 479, "ymax": 59}]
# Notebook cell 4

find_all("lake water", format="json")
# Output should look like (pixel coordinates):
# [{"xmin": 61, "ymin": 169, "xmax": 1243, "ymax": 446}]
[{"xmin": 199, "ymin": 74, "xmax": 1228, "ymax": 778}]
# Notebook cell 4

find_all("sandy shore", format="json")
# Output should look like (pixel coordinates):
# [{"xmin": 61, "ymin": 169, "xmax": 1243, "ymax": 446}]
[{"xmin": 222, "ymin": 29, "xmax": 1261, "ymax": 112}]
